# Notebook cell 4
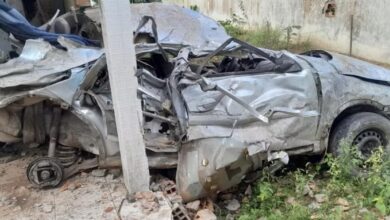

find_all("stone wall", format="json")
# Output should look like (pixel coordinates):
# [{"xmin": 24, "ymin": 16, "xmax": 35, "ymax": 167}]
[{"xmin": 165, "ymin": 0, "xmax": 390, "ymax": 65}]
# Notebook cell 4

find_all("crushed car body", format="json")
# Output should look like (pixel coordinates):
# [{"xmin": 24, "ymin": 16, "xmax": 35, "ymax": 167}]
[{"xmin": 0, "ymin": 2, "xmax": 389, "ymax": 202}]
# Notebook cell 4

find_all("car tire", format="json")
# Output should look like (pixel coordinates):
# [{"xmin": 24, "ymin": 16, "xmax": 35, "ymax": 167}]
[{"xmin": 329, "ymin": 112, "xmax": 390, "ymax": 157}]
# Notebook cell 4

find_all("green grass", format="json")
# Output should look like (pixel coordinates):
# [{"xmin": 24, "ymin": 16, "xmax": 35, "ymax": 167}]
[
  {"xmin": 219, "ymin": 21, "xmax": 312, "ymax": 52},
  {"xmin": 236, "ymin": 144, "xmax": 390, "ymax": 220}
]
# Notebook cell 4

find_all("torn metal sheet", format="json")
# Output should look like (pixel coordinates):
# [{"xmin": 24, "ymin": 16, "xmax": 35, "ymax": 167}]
[
  {"xmin": 181, "ymin": 70, "xmax": 320, "ymax": 146},
  {"xmin": 84, "ymin": 3, "xmax": 230, "ymax": 55},
  {"xmin": 129, "ymin": 3, "xmax": 230, "ymax": 53},
  {"xmin": 0, "ymin": 37, "xmax": 103, "ymax": 88}
]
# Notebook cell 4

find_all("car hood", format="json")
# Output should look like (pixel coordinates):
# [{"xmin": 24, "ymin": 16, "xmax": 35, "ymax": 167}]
[{"xmin": 328, "ymin": 53, "xmax": 390, "ymax": 82}]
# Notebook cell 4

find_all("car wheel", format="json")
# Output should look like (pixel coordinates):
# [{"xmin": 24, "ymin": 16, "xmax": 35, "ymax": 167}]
[{"xmin": 329, "ymin": 112, "xmax": 390, "ymax": 158}]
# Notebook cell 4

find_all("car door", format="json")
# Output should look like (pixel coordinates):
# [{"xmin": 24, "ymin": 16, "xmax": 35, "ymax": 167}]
[{"xmin": 181, "ymin": 49, "xmax": 320, "ymax": 153}]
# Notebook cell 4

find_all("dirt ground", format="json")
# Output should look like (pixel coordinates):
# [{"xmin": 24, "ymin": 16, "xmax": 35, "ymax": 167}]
[{"xmin": 0, "ymin": 155, "xmax": 128, "ymax": 220}]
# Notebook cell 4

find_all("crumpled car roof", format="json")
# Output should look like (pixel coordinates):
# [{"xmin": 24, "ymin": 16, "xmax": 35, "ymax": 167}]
[
  {"xmin": 84, "ymin": 3, "xmax": 230, "ymax": 54},
  {"xmin": 0, "ymin": 38, "xmax": 103, "ymax": 88},
  {"xmin": 128, "ymin": 3, "xmax": 230, "ymax": 54},
  {"xmin": 0, "ymin": 3, "xmax": 230, "ymax": 89}
]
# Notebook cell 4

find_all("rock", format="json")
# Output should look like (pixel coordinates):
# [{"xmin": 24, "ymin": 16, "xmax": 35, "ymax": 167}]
[
  {"xmin": 226, "ymin": 214, "xmax": 235, "ymax": 220},
  {"xmin": 149, "ymin": 182, "xmax": 160, "ymax": 192},
  {"xmin": 310, "ymin": 214, "xmax": 320, "ymax": 219},
  {"xmin": 41, "ymin": 203, "xmax": 53, "ymax": 213},
  {"xmin": 0, "ymin": 196, "xmax": 7, "ymax": 203},
  {"xmin": 2, "ymin": 196, "xmax": 16, "ymax": 206},
  {"xmin": 308, "ymin": 182, "xmax": 318, "ymax": 192},
  {"xmin": 120, "ymin": 192, "xmax": 172, "ymax": 220},
  {"xmin": 134, "ymin": 191, "xmax": 157, "ymax": 201},
  {"xmin": 201, "ymin": 198, "xmax": 215, "ymax": 212},
  {"xmin": 385, "ymin": 216, "xmax": 390, "ymax": 220},
  {"xmin": 241, "ymin": 196, "xmax": 249, "ymax": 203},
  {"xmin": 308, "ymin": 202, "xmax": 321, "ymax": 210},
  {"xmin": 91, "ymin": 169, "xmax": 107, "ymax": 177},
  {"xmin": 104, "ymin": 207, "xmax": 114, "ymax": 213},
  {"xmin": 12, "ymin": 206, "xmax": 22, "ymax": 211},
  {"xmin": 4, "ymin": 200, "xmax": 14, "ymax": 206},
  {"xmin": 69, "ymin": 183, "xmax": 82, "ymax": 191},
  {"xmin": 244, "ymin": 185, "xmax": 252, "ymax": 197},
  {"xmin": 335, "ymin": 198, "xmax": 349, "ymax": 207},
  {"xmin": 108, "ymin": 168, "xmax": 122, "ymax": 179},
  {"xmin": 285, "ymin": 197, "xmax": 296, "ymax": 205},
  {"xmin": 134, "ymin": 191, "xmax": 160, "ymax": 214},
  {"xmin": 220, "ymin": 193, "xmax": 233, "ymax": 201},
  {"xmin": 225, "ymin": 199, "xmax": 240, "ymax": 212},
  {"xmin": 314, "ymin": 194, "xmax": 327, "ymax": 203},
  {"xmin": 335, "ymin": 205, "xmax": 350, "ymax": 211},
  {"xmin": 359, "ymin": 208, "xmax": 369, "ymax": 214},
  {"xmin": 302, "ymin": 184, "xmax": 314, "ymax": 197},
  {"xmin": 185, "ymin": 200, "xmax": 200, "ymax": 212},
  {"xmin": 195, "ymin": 209, "xmax": 217, "ymax": 220},
  {"xmin": 106, "ymin": 174, "xmax": 115, "ymax": 181},
  {"xmin": 15, "ymin": 186, "xmax": 29, "ymax": 194}
]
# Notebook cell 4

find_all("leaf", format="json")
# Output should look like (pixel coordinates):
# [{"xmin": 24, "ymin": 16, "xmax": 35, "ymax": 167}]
[{"xmin": 373, "ymin": 197, "xmax": 387, "ymax": 215}]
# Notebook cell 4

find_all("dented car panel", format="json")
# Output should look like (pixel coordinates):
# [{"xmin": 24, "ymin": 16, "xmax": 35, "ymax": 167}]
[
  {"xmin": 173, "ymin": 43, "xmax": 321, "ymax": 201},
  {"xmin": 298, "ymin": 54, "xmax": 390, "ymax": 148}
]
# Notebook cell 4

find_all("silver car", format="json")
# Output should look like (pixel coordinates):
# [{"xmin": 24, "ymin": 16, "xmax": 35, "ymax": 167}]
[{"xmin": 0, "ymin": 3, "xmax": 389, "ymax": 202}]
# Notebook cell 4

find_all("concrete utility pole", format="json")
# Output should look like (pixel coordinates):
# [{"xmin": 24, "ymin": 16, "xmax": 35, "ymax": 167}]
[{"xmin": 100, "ymin": 0, "xmax": 150, "ymax": 193}]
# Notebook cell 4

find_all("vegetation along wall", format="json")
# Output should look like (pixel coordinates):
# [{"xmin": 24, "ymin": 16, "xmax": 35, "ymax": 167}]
[{"xmin": 165, "ymin": 0, "xmax": 390, "ymax": 65}]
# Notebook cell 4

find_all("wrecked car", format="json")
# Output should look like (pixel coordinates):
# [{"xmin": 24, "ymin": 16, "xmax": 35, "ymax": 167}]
[{"xmin": 0, "ymin": 2, "xmax": 389, "ymax": 202}]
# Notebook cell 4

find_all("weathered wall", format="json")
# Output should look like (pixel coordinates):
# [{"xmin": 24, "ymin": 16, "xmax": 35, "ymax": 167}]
[{"xmin": 165, "ymin": 0, "xmax": 390, "ymax": 65}]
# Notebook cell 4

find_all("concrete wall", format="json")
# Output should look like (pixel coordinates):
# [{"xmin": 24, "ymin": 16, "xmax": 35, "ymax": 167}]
[{"xmin": 165, "ymin": 0, "xmax": 390, "ymax": 65}]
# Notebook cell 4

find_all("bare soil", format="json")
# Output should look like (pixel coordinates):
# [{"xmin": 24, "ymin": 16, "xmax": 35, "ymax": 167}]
[{"xmin": 0, "ymin": 155, "xmax": 127, "ymax": 220}]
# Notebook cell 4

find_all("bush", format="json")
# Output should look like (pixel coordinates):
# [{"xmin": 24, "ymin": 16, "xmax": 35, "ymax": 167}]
[
  {"xmin": 219, "ymin": 20, "xmax": 311, "ymax": 52},
  {"xmin": 237, "ymin": 143, "xmax": 390, "ymax": 219}
]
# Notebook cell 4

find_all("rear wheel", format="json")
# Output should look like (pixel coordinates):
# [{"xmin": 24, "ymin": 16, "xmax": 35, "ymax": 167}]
[
  {"xmin": 329, "ymin": 112, "xmax": 390, "ymax": 158},
  {"xmin": 27, "ymin": 157, "xmax": 64, "ymax": 188}
]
